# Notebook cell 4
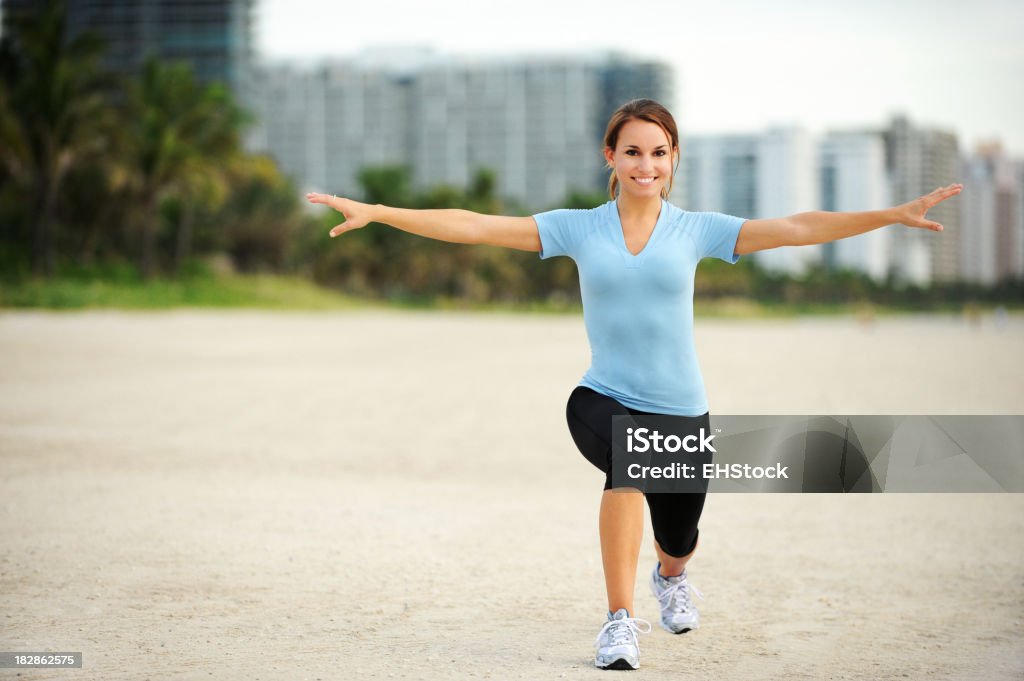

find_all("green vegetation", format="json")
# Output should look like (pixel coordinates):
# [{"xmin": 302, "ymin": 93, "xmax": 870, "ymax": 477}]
[
  {"xmin": 0, "ymin": 0, "xmax": 304, "ymax": 284},
  {"xmin": 1, "ymin": 1, "xmax": 1020, "ymax": 315},
  {"xmin": 3, "ymin": 261, "xmax": 1021, "ymax": 319},
  {"xmin": 0, "ymin": 262, "xmax": 364, "ymax": 310}
]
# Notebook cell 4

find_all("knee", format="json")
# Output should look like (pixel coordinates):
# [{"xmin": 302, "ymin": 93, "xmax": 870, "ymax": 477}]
[{"xmin": 656, "ymin": 529, "xmax": 700, "ymax": 559}]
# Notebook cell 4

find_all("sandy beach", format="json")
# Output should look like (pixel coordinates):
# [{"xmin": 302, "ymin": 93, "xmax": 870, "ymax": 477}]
[{"xmin": 1, "ymin": 309, "xmax": 1022, "ymax": 680}]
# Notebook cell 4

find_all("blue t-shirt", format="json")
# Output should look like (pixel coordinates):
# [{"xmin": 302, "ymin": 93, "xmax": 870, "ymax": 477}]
[{"xmin": 533, "ymin": 198, "xmax": 746, "ymax": 415}]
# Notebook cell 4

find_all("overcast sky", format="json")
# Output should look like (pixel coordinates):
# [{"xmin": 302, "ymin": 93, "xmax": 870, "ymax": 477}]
[{"xmin": 258, "ymin": 0, "xmax": 1024, "ymax": 156}]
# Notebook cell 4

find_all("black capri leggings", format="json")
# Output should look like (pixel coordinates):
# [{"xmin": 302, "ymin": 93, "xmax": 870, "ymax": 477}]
[{"xmin": 565, "ymin": 385, "xmax": 710, "ymax": 558}]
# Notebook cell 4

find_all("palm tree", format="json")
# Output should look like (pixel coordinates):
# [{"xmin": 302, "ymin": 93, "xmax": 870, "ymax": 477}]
[
  {"xmin": 169, "ymin": 82, "xmax": 250, "ymax": 277},
  {"xmin": 122, "ymin": 56, "xmax": 252, "ymax": 279},
  {"xmin": 0, "ymin": 0, "xmax": 116, "ymax": 277},
  {"xmin": 171, "ymin": 161, "xmax": 228, "ymax": 278},
  {"xmin": 216, "ymin": 154, "xmax": 305, "ymax": 274}
]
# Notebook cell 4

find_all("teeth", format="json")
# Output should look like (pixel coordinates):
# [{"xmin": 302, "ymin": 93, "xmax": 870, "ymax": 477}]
[{"xmin": 634, "ymin": 177, "xmax": 656, "ymax": 185}]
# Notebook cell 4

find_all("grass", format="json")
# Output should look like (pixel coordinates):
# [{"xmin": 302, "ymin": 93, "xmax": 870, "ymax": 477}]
[
  {"xmin": 0, "ymin": 269, "xmax": 368, "ymax": 311},
  {"xmin": 1, "ymin": 267, "xmax": 1020, "ymax": 319}
]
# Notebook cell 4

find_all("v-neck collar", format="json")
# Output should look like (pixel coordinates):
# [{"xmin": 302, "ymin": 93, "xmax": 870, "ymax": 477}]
[{"xmin": 613, "ymin": 197, "xmax": 667, "ymax": 268}]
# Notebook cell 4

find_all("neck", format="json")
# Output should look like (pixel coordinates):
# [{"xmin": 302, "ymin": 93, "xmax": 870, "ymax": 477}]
[{"xmin": 615, "ymin": 191, "xmax": 663, "ymax": 222}]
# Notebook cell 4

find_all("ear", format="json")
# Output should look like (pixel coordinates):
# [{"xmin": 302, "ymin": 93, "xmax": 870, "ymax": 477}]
[{"xmin": 603, "ymin": 146, "xmax": 615, "ymax": 167}]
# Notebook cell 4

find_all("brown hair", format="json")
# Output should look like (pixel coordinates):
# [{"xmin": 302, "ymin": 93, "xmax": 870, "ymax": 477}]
[{"xmin": 603, "ymin": 98, "xmax": 680, "ymax": 200}]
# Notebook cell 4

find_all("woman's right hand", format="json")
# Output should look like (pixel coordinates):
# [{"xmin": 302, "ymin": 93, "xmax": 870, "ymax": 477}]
[{"xmin": 305, "ymin": 192, "xmax": 375, "ymax": 238}]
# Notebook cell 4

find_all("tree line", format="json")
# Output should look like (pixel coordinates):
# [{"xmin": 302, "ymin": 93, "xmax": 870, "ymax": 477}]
[
  {"xmin": 0, "ymin": 0, "xmax": 588, "ymax": 305},
  {"xmin": 1, "ymin": 1, "xmax": 1019, "ymax": 309},
  {"xmin": 0, "ymin": 0, "xmax": 302, "ymax": 281}
]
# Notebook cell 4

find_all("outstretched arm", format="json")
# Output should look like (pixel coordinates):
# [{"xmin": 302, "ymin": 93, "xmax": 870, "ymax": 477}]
[
  {"xmin": 305, "ymin": 192, "xmax": 541, "ymax": 252},
  {"xmin": 734, "ymin": 183, "xmax": 964, "ymax": 255}
]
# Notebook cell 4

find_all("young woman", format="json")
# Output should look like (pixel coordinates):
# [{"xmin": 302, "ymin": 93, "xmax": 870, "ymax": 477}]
[{"xmin": 306, "ymin": 98, "xmax": 962, "ymax": 671}]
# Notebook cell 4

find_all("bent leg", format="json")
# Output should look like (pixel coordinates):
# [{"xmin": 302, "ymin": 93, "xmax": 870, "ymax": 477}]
[
  {"xmin": 644, "ymin": 411, "xmax": 712, "ymax": 576},
  {"xmin": 645, "ymin": 491, "xmax": 706, "ymax": 560},
  {"xmin": 565, "ymin": 386, "xmax": 638, "ymax": 490}
]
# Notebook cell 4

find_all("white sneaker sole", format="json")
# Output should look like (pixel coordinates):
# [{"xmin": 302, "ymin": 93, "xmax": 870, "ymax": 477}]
[{"xmin": 595, "ymin": 655, "xmax": 640, "ymax": 671}]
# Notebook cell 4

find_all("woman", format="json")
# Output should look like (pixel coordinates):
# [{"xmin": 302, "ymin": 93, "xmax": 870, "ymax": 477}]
[{"xmin": 306, "ymin": 98, "xmax": 962, "ymax": 671}]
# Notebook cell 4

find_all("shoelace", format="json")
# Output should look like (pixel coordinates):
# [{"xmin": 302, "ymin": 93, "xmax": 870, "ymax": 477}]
[
  {"xmin": 656, "ymin": 576, "xmax": 705, "ymax": 614},
  {"xmin": 594, "ymin": 615, "xmax": 652, "ymax": 649}
]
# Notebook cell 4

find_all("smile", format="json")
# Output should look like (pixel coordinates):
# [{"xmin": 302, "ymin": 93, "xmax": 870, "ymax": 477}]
[{"xmin": 632, "ymin": 177, "xmax": 657, "ymax": 185}]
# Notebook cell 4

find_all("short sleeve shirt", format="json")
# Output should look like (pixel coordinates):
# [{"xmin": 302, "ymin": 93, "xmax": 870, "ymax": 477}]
[{"xmin": 532, "ymin": 198, "xmax": 746, "ymax": 415}]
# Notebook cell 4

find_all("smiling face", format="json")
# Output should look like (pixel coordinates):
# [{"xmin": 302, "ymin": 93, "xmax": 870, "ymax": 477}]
[{"xmin": 604, "ymin": 118, "xmax": 678, "ymax": 200}]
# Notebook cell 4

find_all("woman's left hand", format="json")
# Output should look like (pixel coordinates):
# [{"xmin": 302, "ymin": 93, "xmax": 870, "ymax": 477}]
[{"xmin": 894, "ymin": 183, "xmax": 964, "ymax": 231}]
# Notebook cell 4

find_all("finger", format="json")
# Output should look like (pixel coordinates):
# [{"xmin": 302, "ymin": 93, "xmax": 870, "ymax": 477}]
[
  {"xmin": 932, "ymin": 186, "xmax": 963, "ymax": 204},
  {"xmin": 329, "ymin": 223, "xmax": 349, "ymax": 238},
  {"xmin": 925, "ymin": 185, "xmax": 963, "ymax": 207}
]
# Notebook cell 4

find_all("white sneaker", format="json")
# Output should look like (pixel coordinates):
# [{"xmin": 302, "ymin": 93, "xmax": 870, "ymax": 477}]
[
  {"xmin": 593, "ymin": 608, "xmax": 652, "ymax": 670},
  {"xmin": 649, "ymin": 564, "xmax": 704, "ymax": 634}
]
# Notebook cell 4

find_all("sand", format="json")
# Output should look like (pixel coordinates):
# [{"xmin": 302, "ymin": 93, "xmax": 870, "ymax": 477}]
[{"xmin": 1, "ymin": 309, "xmax": 1022, "ymax": 680}]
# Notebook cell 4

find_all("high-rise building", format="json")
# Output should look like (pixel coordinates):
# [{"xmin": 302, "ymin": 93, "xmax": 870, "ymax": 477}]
[
  {"xmin": 959, "ymin": 143, "xmax": 1022, "ymax": 285},
  {"xmin": 819, "ymin": 131, "xmax": 892, "ymax": 282},
  {"xmin": 992, "ymin": 151, "xmax": 1022, "ymax": 284},
  {"xmin": 682, "ymin": 129, "xmax": 820, "ymax": 275},
  {"xmin": 2, "ymin": 0, "xmax": 257, "ymax": 131},
  {"xmin": 1017, "ymin": 159, "xmax": 1024, "ymax": 280},
  {"xmin": 251, "ymin": 48, "xmax": 673, "ymax": 212},
  {"xmin": 682, "ymin": 134, "xmax": 759, "ymax": 217},
  {"xmin": 959, "ymin": 153, "xmax": 998, "ymax": 286},
  {"xmin": 883, "ymin": 115, "xmax": 961, "ymax": 285},
  {"xmin": 756, "ymin": 128, "xmax": 821, "ymax": 274}
]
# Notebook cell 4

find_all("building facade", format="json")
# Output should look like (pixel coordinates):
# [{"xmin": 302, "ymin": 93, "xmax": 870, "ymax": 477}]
[
  {"xmin": 959, "ymin": 143, "xmax": 1023, "ymax": 285},
  {"xmin": 819, "ymin": 131, "xmax": 892, "ymax": 282},
  {"xmin": 883, "ymin": 115, "xmax": 961, "ymax": 285},
  {"xmin": 682, "ymin": 129, "xmax": 822, "ymax": 275},
  {"xmin": 251, "ymin": 48, "xmax": 674, "ymax": 212},
  {"xmin": 2, "ymin": 0, "xmax": 257, "ymax": 131}
]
